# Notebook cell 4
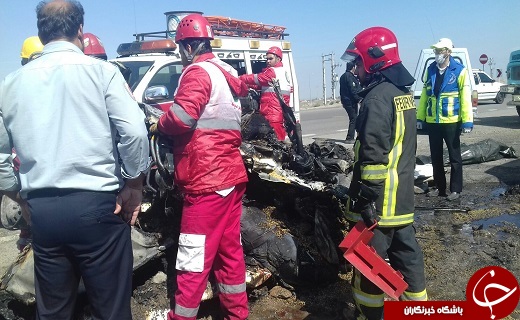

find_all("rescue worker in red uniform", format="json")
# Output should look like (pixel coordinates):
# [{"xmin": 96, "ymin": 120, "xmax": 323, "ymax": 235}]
[
  {"xmin": 240, "ymin": 46, "xmax": 291, "ymax": 140},
  {"xmin": 152, "ymin": 14, "xmax": 249, "ymax": 320},
  {"xmin": 342, "ymin": 27, "xmax": 428, "ymax": 319}
]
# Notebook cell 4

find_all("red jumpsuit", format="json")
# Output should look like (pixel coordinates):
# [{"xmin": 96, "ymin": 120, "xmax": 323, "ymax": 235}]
[
  {"xmin": 240, "ymin": 62, "xmax": 291, "ymax": 140},
  {"xmin": 158, "ymin": 52, "xmax": 249, "ymax": 320}
]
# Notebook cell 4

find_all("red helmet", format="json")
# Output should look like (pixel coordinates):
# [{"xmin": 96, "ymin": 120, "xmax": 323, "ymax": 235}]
[
  {"xmin": 267, "ymin": 46, "xmax": 282, "ymax": 59},
  {"xmin": 175, "ymin": 14, "xmax": 214, "ymax": 42},
  {"xmin": 83, "ymin": 32, "xmax": 107, "ymax": 60},
  {"xmin": 341, "ymin": 26, "xmax": 401, "ymax": 74}
]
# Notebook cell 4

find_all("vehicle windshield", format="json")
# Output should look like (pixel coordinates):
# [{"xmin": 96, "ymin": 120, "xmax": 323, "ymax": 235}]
[
  {"xmin": 510, "ymin": 66, "xmax": 520, "ymax": 81},
  {"xmin": 115, "ymin": 61, "xmax": 154, "ymax": 91}
]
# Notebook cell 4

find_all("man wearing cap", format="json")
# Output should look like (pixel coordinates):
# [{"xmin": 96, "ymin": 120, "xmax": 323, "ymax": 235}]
[
  {"xmin": 240, "ymin": 46, "xmax": 291, "ymax": 140},
  {"xmin": 339, "ymin": 61, "xmax": 362, "ymax": 143},
  {"xmin": 417, "ymin": 38, "xmax": 473, "ymax": 201}
]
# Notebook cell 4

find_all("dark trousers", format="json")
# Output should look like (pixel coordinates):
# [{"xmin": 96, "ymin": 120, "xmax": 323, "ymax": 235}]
[
  {"xmin": 28, "ymin": 189, "xmax": 133, "ymax": 320},
  {"xmin": 351, "ymin": 224, "xmax": 427, "ymax": 320},
  {"xmin": 343, "ymin": 103, "xmax": 358, "ymax": 140},
  {"xmin": 427, "ymin": 122, "xmax": 463, "ymax": 193}
]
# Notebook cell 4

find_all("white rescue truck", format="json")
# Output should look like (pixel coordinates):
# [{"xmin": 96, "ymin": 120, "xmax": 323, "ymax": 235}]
[{"xmin": 111, "ymin": 11, "xmax": 300, "ymax": 120}]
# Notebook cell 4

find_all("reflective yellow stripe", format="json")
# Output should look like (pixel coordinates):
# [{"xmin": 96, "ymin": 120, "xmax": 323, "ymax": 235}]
[
  {"xmin": 440, "ymin": 92, "xmax": 459, "ymax": 98},
  {"xmin": 352, "ymin": 287, "xmax": 385, "ymax": 308},
  {"xmin": 345, "ymin": 211, "xmax": 414, "ymax": 226},
  {"xmin": 377, "ymin": 213, "xmax": 414, "ymax": 226},
  {"xmin": 360, "ymin": 164, "xmax": 387, "ymax": 180},
  {"xmin": 401, "ymin": 289, "xmax": 428, "ymax": 301},
  {"xmin": 381, "ymin": 103, "xmax": 404, "ymax": 219},
  {"xmin": 351, "ymin": 269, "xmax": 385, "ymax": 308}
]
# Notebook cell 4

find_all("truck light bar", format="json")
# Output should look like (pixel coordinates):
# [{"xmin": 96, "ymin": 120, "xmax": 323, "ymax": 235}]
[
  {"xmin": 206, "ymin": 16, "xmax": 288, "ymax": 40},
  {"xmin": 117, "ymin": 39, "xmax": 177, "ymax": 56}
]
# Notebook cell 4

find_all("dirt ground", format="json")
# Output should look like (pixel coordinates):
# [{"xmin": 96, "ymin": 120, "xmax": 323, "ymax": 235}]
[
  {"xmin": 1, "ymin": 107, "xmax": 520, "ymax": 319},
  {"xmin": 124, "ymin": 174, "xmax": 520, "ymax": 320}
]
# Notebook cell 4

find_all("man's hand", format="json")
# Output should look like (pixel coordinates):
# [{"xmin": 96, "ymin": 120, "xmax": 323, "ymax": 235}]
[{"xmin": 114, "ymin": 175, "xmax": 144, "ymax": 226}]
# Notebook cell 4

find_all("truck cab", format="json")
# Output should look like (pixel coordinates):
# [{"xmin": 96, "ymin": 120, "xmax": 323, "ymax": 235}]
[
  {"xmin": 111, "ymin": 11, "xmax": 300, "ymax": 120},
  {"xmin": 500, "ymin": 49, "xmax": 520, "ymax": 116},
  {"xmin": 412, "ymin": 48, "xmax": 478, "ymax": 114}
]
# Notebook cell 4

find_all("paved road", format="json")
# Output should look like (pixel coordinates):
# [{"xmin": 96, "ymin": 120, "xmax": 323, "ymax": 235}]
[
  {"xmin": 300, "ymin": 98, "xmax": 520, "ymax": 187},
  {"xmin": 300, "ymin": 99, "xmax": 520, "ymax": 151}
]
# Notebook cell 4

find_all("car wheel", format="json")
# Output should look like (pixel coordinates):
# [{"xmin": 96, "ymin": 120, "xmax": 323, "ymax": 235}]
[{"xmin": 495, "ymin": 93, "xmax": 505, "ymax": 104}]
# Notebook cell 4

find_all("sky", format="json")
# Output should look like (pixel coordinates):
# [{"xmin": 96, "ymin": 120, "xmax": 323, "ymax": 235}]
[{"xmin": 1, "ymin": 0, "xmax": 519, "ymax": 101}]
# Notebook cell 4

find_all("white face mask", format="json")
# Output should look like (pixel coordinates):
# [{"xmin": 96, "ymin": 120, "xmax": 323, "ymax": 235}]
[{"xmin": 435, "ymin": 53, "xmax": 447, "ymax": 65}]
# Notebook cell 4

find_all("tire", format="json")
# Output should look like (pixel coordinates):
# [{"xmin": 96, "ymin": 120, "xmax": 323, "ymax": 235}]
[
  {"xmin": 0, "ymin": 195, "xmax": 22, "ymax": 230},
  {"xmin": 495, "ymin": 92, "xmax": 505, "ymax": 104}
]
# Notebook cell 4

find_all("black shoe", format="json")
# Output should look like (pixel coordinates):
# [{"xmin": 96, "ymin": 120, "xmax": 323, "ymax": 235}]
[
  {"xmin": 447, "ymin": 192, "xmax": 460, "ymax": 201},
  {"xmin": 426, "ymin": 189, "xmax": 448, "ymax": 197},
  {"xmin": 345, "ymin": 138, "xmax": 355, "ymax": 144}
]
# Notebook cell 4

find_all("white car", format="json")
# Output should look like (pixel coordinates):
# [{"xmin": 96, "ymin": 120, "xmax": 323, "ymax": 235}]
[{"xmin": 473, "ymin": 69, "xmax": 506, "ymax": 104}]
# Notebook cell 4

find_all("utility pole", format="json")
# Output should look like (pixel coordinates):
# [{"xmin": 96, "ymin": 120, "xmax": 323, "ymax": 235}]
[
  {"xmin": 322, "ymin": 53, "xmax": 332, "ymax": 105},
  {"xmin": 488, "ymin": 57, "xmax": 495, "ymax": 78},
  {"xmin": 331, "ymin": 58, "xmax": 341, "ymax": 100}
]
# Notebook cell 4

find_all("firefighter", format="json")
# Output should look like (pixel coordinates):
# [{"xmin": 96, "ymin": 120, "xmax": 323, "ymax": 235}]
[
  {"xmin": 342, "ymin": 27, "xmax": 428, "ymax": 319},
  {"xmin": 240, "ymin": 46, "xmax": 291, "ymax": 140},
  {"xmin": 20, "ymin": 36, "xmax": 44, "ymax": 65},
  {"xmin": 150, "ymin": 13, "xmax": 249, "ymax": 320},
  {"xmin": 83, "ymin": 32, "xmax": 107, "ymax": 60}
]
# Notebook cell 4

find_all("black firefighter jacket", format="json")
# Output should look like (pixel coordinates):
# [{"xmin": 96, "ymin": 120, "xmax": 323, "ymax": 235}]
[
  {"xmin": 345, "ymin": 79, "xmax": 416, "ymax": 227},
  {"xmin": 339, "ymin": 71, "xmax": 361, "ymax": 107}
]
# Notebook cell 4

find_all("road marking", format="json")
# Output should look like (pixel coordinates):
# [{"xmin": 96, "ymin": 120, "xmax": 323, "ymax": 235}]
[
  {"xmin": 488, "ymin": 109, "xmax": 498, "ymax": 112},
  {"xmin": 302, "ymin": 133, "xmax": 316, "ymax": 137},
  {"xmin": 337, "ymin": 129, "xmax": 348, "ymax": 132}
]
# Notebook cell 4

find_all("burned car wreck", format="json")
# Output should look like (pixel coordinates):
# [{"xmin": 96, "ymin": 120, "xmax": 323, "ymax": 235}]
[{"xmin": 0, "ymin": 95, "xmax": 356, "ymax": 317}]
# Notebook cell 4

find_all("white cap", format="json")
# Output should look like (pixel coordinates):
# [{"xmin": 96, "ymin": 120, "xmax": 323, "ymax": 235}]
[{"xmin": 431, "ymin": 38, "xmax": 454, "ymax": 49}]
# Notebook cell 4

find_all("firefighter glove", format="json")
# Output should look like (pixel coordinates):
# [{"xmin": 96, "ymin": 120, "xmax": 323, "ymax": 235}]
[{"xmin": 360, "ymin": 201, "xmax": 379, "ymax": 228}]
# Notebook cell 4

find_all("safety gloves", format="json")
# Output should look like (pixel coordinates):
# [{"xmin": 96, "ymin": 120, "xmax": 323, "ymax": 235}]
[{"xmin": 350, "ymin": 183, "xmax": 380, "ymax": 228}]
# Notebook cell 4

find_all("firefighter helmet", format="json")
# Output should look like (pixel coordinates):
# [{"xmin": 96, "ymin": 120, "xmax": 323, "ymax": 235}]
[
  {"xmin": 341, "ymin": 26, "xmax": 401, "ymax": 74},
  {"xmin": 175, "ymin": 14, "xmax": 214, "ymax": 42},
  {"xmin": 20, "ymin": 36, "xmax": 44, "ymax": 60},
  {"xmin": 83, "ymin": 33, "xmax": 107, "ymax": 60},
  {"xmin": 267, "ymin": 46, "xmax": 282, "ymax": 60}
]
